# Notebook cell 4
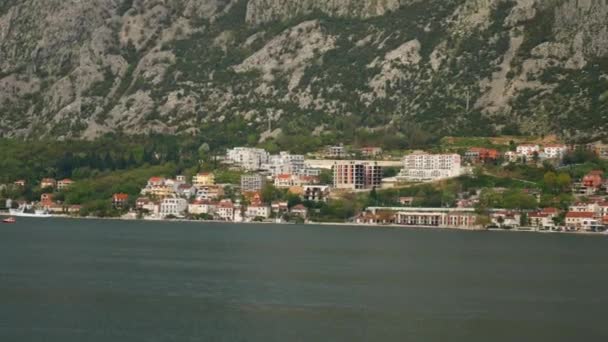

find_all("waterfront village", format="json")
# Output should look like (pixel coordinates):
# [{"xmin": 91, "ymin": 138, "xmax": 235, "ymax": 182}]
[{"xmin": 4, "ymin": 138, "xmax": 608, "ymax": 234}]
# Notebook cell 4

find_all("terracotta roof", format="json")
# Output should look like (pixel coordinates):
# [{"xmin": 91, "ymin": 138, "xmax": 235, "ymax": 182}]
[
  {"xmin": 292, "ymin": 204, "xmax": 307, "ymax": 210},
  {"xmin": 566, "ymin": 212, "xmax": 595, "ymax": 218},
  {"xmin": 113, "ymin": 193, "xmax": 129, "ymax": 201}
]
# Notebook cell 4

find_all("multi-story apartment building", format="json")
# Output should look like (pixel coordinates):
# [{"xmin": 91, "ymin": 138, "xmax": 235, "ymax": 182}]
[
  {"xmin": 516, "ymin": 144, "xmax": 540, "ymax": 156},
  {"xmin": 542, "ymin": 144, "xmax": 568, "ymax": 159},
  {"xmin": 159, "ymin": 198, "xmax": 188, "ymax": 217},
  {"xmin": 226, "ymin": 147, "xmax": 269, "ymax": 171},
  {"xmin": 397, "ymin": 153, "xmax": 462, "ymax": 182},
  {"xmin": 262, "ymin": 152, "xmax": 305, "ymax": 177},
  {"xmin": 303, "ymin": 185, "xmax": 331, "ymax": 202},
  {"xmin": 241, "ymin": 174, "xmax": 265, "ymax": 192},
  {"xmin": 333, "ymin": 161, "xmax": 382, "ymax": 190}
]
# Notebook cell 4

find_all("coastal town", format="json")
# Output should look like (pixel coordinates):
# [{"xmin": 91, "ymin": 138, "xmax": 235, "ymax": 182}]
[{"xmin": 3, "ymin": 137, "xmax": 608, "ymax": 234}]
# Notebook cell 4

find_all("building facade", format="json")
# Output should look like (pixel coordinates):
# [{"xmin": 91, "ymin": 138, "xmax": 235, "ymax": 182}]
[
  {"xmin": 192, "ymin": 173, "xmax": 215, "ymax": 188},
  {"xmin": 333, "ymin": 161, "xmax": 382, "ymax": 190},
  {"xmin": 159, "ymin": 198, "xmax": 188, "ymax": 217},
  {"xmin": 241, "ymin": 174, "xmax": 265, "ymax": 192},
  {"xmin": 226, "ymin": 147, "xmax": 269, "ymax": 171},
  {"xmin": 397, "ymin": 153, "xmax": 462, "ymax": 182},
  {"xmin": 303, "ymin": 185, "xmax": 330, "ymax": 202}
]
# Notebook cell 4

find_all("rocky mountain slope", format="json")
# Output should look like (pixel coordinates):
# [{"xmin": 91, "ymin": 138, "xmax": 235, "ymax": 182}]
[{"xmin": 0, "ymin": 0, "xmax": 607, "ymax": 142}]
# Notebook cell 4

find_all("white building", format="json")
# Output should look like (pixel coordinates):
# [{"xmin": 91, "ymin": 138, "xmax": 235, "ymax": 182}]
[
  {"xmin": 397, "ymin": 153, "xmax": 462, "ymax": 182},
  {"xmin": 543, "ymin": 144, "xmax": 568, "ymax": 159},
  {"xmin": 217, "ymin": 199, "xmax": 237, "ymax": 221},
  {"xmin": 159, "ymin": 198, "xmax": 188, "ymax": 217},
  {"xmin": 516, "ymin": 144, "xmax": 540, "ymax": 156},
  {"xmin": 262, "ymin": 152, "xmax": 305, "ymax": 177},
  {"xmin": 246, "ymin": 205, "xmax": 271, "ymax": 220},
  {"xmin": 226, "ymin": 147, "xmax": 269, "ymax": 171}
]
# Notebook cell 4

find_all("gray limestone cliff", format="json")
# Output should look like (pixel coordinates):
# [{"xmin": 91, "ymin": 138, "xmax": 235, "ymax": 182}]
[{"xmin": 0, "ymin": 0, "xmax": 607, "ymax": 141}]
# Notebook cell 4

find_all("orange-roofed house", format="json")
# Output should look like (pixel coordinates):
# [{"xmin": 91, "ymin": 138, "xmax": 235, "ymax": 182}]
[
  {"xmin": 583, "ymin": 171, "xmax": 603, "ymax": 189},
  {"xmin": 217, "ymin": 199, "xmax": 235, "ymax": 221},
  {"xmin": 290, "ymin": 204, "xmax": 308, "ymax": 218},
  {"xmin": 465, "ymin": 148, "xmax": 500, "ymax": 163},
  {"xmin": 565, "ymin": 211, "xmax": 597, "ymax": 230},
  {"xmin": 274, "ymin": 174, "xmax": 294, "ymax": 188},
  {"xmin": 112, "ymin": 193, "xmax": 129, "ymax": 209}
]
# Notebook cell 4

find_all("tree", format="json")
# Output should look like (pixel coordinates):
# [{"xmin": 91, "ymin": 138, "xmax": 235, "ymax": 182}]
[
  {"xmin": 543, "ymin": 171, "xmax": 557, "ymax": 192},
  {"xmin": 520, "ymin": 212, "xmax": 529, "ymax": 227},
  {"xmin": 261, "ymin": 184, "xmax": 282, "ymax": 204},
  {"xmin": 556, "ymin": 173, "xmax": 572, "ymax": 192}
]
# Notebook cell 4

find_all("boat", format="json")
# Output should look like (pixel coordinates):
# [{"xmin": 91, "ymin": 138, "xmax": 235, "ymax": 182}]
[
  {"xmin": 8, "ymin": 208, "xmax": 52, "ymax": 218},
  {"xmin": 2, "ymin": 217, "xmax": 16, "ymax": 223}
]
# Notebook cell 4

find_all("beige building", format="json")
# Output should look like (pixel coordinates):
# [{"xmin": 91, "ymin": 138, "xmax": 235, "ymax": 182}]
[
  {"xmin": 333, "ymin": 161, "xmax": 382, "ymax": 190},
  {"xmin": 192, "ymin": 173, "xmax": 215, "ymax": 188}
]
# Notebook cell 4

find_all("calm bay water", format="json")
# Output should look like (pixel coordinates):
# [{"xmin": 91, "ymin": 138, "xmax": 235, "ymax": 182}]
[{"xmin": 1, "ymin": 218, "xmax": 608, "ymax": 341}]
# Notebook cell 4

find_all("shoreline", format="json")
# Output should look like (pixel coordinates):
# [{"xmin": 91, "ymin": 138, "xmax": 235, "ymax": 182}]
[{"xmin": 2, "ymin": 211, "xmax": 606, "ymax": 236}]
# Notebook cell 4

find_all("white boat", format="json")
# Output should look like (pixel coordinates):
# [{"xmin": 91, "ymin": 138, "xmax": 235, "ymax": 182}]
[{"xmin": 9, "ymin": 208, "xmax": 52, "ymax": 218}]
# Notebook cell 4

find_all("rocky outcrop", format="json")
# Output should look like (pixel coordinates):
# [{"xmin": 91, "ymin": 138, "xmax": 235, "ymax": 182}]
[
  {"xmin": 0, "ymin": 0, "xmax": 607, "ymax": 140},
  {"xmin": 245, "ymin": 0, "xmax": 406, "ymax": 25}
]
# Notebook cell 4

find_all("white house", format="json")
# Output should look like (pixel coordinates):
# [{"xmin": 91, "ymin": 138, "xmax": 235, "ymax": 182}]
[
  {"xmin": 246, "ymin": 204, "xmax": 271, "ymax": 220},
  {"xmin": 160, "ymin": 198, "xmax": 188, "ymax": 217},
  {"xmin": 217, "ymin": 199, "xmax": 236, "ymax": 221}
]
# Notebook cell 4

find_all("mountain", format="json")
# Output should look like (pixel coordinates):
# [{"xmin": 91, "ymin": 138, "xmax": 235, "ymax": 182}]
[{"xmin": 1, "ymin": 0, "xmax": 607, "ymax": 143}]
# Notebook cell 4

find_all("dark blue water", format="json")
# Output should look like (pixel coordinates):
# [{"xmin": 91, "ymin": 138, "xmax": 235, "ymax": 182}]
[{"xmin": 1, "ymin": 218, "xmax": 608, "ymax": 341}]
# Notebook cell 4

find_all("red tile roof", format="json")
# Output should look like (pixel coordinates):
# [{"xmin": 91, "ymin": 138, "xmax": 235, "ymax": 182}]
[
  {"xmin": 566, "ymin": 212, "xmax": 595, "ymax": 218},
  {"xmin": 113, "ymin": 193, "xmax": 129, "ymax": 201}
]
